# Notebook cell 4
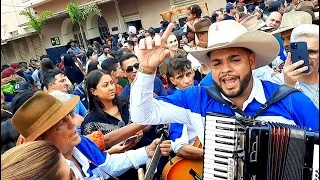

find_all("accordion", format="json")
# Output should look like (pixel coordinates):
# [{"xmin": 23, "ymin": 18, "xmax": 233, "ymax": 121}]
[{"xmin": 203, "ymin": 113, "xmax": 319, "ymax": 180}]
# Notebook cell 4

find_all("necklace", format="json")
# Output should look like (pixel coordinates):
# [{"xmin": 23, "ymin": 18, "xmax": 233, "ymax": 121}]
[{"xmin": 113, "ymin": 110, "xmax": 120, "ymax": 116}]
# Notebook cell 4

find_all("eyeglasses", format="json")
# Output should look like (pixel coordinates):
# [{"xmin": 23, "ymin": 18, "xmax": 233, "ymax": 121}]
[
  {"xmin": 308, "ymin": 49, "xmax": 319, "ymax": 59},
  {"xmin": 125, "ymin": 63, "xmax": 139, "ymax": 73}
]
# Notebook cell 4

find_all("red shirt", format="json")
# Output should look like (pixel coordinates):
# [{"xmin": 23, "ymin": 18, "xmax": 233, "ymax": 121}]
[
  {"xmin": 58, "ymin": 61, "xmax": 64, "ymax": 69},
  {"xmin": 116, "ymin": 84, "xmax": 123, "ymax": 95}
]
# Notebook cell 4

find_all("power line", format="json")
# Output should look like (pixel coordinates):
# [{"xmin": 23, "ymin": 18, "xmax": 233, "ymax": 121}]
[
  {"xmin": 1, "ymin": 10, "xmax": 22, "ymax": 14},
  {"xmin": 1, "ymin": 3, "xmax": 26, "ymax": 7}
]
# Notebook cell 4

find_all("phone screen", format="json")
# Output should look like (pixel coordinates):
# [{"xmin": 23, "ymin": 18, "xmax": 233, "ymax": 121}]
[{"xmin": 124, "ymin": 135, "xmax": 138, "ymax": 145}]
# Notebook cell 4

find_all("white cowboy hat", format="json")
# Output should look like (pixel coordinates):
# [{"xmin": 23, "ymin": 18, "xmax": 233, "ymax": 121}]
[
  {"xmin": 271, "ymin": 11, "xmax": 312, "ymax": 35},
  {"xmin": 188, "ymin": 20, "xmax": 280, "ymax": 69}
]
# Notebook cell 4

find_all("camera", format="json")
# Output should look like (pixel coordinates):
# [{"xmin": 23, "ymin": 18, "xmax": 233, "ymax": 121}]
[{"xmin": 290, "ymin": 43, "xmax": 298, "ymax": 49}]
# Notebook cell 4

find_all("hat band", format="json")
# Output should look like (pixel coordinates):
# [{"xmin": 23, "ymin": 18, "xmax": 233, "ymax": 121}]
[{"xmin": 23, "ymin": 101, "xmax": 63, "ymax": 139}]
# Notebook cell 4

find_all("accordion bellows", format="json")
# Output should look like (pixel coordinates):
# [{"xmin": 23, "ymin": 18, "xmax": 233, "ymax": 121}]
[{"xmin": 203, "ymin": 113, "xmax": 319, "ymax": 180}]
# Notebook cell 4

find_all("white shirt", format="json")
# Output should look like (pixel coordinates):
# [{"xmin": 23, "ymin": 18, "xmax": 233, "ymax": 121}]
[
  {"xmin": 129, "ymin": 72, "xmax": 295, "ymax": 145},
  {"xmin": 252, "ymin": 65, "xmax": 274, "ymax": 81},
  {"xmin": 134, "ymin": 44, "xmax": 139, "ymax": 56},
  {"xmin": 97, "ymin": 54, "xmax": 107, "ymax": 64},
  {"xmin": 270, "ymin": 73, "xmax": 319, "ymax": 109},
  {"xmin": 31, "ymin": 69, "xmax": 41, "ymax": 89},
  {"xmin": 170, "ymin": 124, "xmax": 198, "ymax": 153},
  {"xmin": 66, "ymin": 146, "xmax": 148, "ymax": 179}
]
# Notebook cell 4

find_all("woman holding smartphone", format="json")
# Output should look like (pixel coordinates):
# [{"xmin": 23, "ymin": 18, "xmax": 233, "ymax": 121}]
[{"xmin": 82, "ymin": 69, "xmax": 143, "ymax": 150}]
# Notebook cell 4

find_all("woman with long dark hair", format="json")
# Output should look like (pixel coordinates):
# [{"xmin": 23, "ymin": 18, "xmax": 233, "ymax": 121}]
[
  {"xmin": 82, "ymin": 69, "xmax": 146, "ymax": 179},
  {"xmin": 93, "ymin": 41, "xmax": 103, "ymax": 56},
  {"xmin": 63, "ymin": 54, "xmax": 84, "ymax": 85},
  {"xmin": 39, "ymin": 58, "xmax": 55, "ymax": 81},
  {"xmin": 82, "ymin": 69, "xmax": 131, "ymax": 135}
]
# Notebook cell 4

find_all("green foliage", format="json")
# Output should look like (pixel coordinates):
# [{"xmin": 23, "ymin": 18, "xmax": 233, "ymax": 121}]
[
  {"xmin": 66, "ymin": 2, "xmax": 102, "ymax": 24},
  {"xmin": 19, "ymin": 10, "xmax": 53, "ymax": 34}
]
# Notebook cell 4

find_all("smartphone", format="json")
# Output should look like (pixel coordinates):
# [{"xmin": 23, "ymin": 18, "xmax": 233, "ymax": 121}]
[
  {"xmin": 123, "ymin": 135, "xmax": 138, "ymax": 146},
  {"xmin": 290, "ymin": 42, "xmax": 310, "ymax": 73}
]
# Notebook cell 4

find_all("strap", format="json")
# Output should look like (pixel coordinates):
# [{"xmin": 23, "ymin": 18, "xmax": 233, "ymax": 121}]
[
  {"xmin": 251, "ymin": 85, "xmax": 299, "ymax": 119},
  {"xmin": 82, "ymin": 154, "xmax": 119, "ymax": 180},
  {"xmin": 204, "ymin": 86, "xmax": 249, "ymax": 118},
  {"xmin": 205, "ymin": 85, "xmax": 299, "ymax": 119}
]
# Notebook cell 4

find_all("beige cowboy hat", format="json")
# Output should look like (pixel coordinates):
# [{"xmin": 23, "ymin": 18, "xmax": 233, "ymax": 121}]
[
  {"xmin": 260, "ymin": 26, "xmax": 275, "ymax": 32},
  {"xmin": 240, "ymin": 15, "xmax": 266, "ymax": 31},
  {"xmin": 297, "ymin": 1, "xmax": 314, "ymax": 11},
  {"xmin": 188, "ymin": 20, "xmax": 280, "ymax": 69},
  {"xmin": 271, "ymin": 11, "xmax": 313, "ymax": 35},
  {"xmin": 12, "ymin": 91, "xmax": 79, "ymax": 142}
]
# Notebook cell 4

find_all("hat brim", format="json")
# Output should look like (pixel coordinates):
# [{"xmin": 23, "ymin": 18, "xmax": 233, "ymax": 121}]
[
  {"xmin": 189, "ymin": 30, "xmax": 280, "ymax": 69},
  {"xmin": 271, "ymin": 26, "xmax": 295, "ymax": 35},
  {"xmin": 260, "ymin": 26, "xmax": 275, "ymax": 32},
  {"xmin": 24, "ymin": 96, "xmax": 79, "ymax": 142},
  {"xmin": 195, "ymin": 27, "xmax": 210, "ymax": 33}
]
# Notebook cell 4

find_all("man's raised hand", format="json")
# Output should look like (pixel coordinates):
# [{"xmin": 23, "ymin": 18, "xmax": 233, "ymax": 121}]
[{"xmin": 138, "ymin": 23, "xmax": 175, "ymax": 71}]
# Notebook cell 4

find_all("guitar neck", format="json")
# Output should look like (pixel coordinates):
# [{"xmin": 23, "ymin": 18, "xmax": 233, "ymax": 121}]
[{"xmin": 144, "ymin": 134, "xmax": 167, "ymax": 180}]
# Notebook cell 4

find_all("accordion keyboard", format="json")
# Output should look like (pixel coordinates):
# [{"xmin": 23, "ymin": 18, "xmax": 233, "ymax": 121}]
[{"xmin": 203, "ymin": 115, "xmax": 245, "ymax": 180}]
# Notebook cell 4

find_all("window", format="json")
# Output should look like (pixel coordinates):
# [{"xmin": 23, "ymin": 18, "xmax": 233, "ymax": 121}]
[
  {"xmin": 173, "ymin": 0, "xmax": 199, "ymax": 8},
  {"xmin": 98, "ymin": 16, "xmax": 109, "ymax": 39}
]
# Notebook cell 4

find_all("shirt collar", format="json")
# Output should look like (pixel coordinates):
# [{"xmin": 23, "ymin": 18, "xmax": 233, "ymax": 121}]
[
  {"xmin": 65, "ymin": 147, "xmax": 91, "ymax": 178},
  {"xmin": 221, "ymin": 76, "xmax": 267, "ymax": 110}
]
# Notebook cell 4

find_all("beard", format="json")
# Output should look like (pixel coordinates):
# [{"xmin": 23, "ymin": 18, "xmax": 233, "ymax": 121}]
[{"xmin": 213, "ymin": 71, "xmax": 253, "ymax": 98}]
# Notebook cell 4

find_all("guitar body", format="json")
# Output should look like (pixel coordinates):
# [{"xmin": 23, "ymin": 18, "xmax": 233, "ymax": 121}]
[{"xmin": 162, "ymin": 138, "xmax": 203, "ymax": 180}]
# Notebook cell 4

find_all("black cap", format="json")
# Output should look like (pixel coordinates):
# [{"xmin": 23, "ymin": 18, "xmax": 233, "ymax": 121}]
[
  {"xmin": 101, "ymin": 58, "xmax": 119, "ymax": 71},
  {"xmin": 14, "ymin": 81, "xmax": 31, "ymax": 93}
]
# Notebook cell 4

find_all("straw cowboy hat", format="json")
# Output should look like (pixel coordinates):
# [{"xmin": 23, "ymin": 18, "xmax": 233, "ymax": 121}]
[
  {"xmin": 271, "ymin": 11, "xmax": 312, "ymax": 35},
  {"xmin": 296, "ymin": 1, "xmax": 314, "ymax": 11},
  {"xmin": 12, "ymin": 91, "xmax": 79, "ymax": 142},
  {"xmin": 240, "ymin": 15, "xmax": 266, "ymax": 31},
  {"xmin": 188, "ymin": 20, "xmax": 279, "ymax": 69}
]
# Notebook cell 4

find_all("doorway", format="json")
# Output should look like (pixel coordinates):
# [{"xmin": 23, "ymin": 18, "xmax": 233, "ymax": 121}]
[{"xmin": 126, "ymin": 20, "xmax": 142, "ymax": 32}]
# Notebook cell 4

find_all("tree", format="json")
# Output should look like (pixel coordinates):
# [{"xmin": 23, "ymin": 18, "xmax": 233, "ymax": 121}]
[
  {"xmin": 66, "ymin": 2, "xmax": 102, "ymax": 50},
  {"xmin": 19, "ymin": 10, "xmax": 53, "ymax": 51}
]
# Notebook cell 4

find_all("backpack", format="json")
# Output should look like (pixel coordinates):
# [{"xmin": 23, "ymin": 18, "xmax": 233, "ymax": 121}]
[{"xmin": 1, "ymin": 80, "xmax": 17, "ymax": 96}]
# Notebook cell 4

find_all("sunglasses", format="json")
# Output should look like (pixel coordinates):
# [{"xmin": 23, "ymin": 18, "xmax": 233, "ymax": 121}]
[{"xmin": 126, "ymin": 63, "xmax": 139, "ymax": 73}]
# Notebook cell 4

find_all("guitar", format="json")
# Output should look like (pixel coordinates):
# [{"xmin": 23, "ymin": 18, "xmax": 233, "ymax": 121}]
[
  {"xmin": 162, "ymin": 137, "xmax": 203, "ymax": 180},
  {"xmin": 144, "ymin": 125, "xmax": 169, "ymax": 180}
]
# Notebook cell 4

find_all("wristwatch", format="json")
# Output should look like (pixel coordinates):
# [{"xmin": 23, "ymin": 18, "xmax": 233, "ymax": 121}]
[{"xmin": 138, "ymin": 66, "xmax": 156, "ymax": 75}]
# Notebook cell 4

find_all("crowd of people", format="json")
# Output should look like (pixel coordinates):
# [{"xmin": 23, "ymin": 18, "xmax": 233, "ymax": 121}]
[{"xmin": 1, "ymin": 0, "xmax": 319, "ymax": 179}]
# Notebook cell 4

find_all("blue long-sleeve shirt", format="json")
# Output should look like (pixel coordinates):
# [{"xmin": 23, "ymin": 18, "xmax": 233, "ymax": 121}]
[
  {"xmin": 69, "ymin": 94, "xmax": 87, "ymax": 117},
  {"xmin": 130, "ymin": 73, "xmax": 319, "ymax": 146},
  {"xmin": 120, "ymin": 76, "xmax": 167, "ymax": 97}
]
